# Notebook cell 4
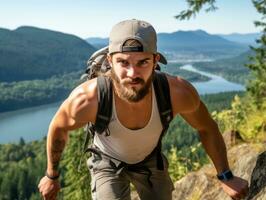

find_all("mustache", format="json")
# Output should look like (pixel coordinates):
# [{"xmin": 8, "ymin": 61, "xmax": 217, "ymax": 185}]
[{"xmin": 122, "ymin": 77, "xmax": 145, "ymax": 85}]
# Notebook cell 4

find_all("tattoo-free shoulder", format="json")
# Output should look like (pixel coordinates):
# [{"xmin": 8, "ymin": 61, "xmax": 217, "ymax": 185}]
[
  {"xmin": 65, "ymin": 78, "xmax": 98, "ymax": 124},
  {"xmin": 165, "ymin": 73, "xmax": 200, "ymax": 115}
]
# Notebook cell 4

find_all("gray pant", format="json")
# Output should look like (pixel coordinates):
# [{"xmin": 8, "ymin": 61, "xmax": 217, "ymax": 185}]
[{"xmin": 87, "ymin": 151, "xmax": 174, "ymax": 200}]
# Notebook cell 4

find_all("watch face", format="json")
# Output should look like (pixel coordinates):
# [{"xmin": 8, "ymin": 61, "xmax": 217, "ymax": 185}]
[{"xmin": 217, "ymin": 170, "xmax": 234, "ymax": 181}]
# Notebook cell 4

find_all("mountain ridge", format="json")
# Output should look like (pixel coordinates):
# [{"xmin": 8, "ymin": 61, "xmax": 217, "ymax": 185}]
[
  {"xmin": 0, "ymin": 26, "xmax": 96, "ymax": 82},
  {"xmin": 86, "ymin": 29, "xmax": 248, "ymax": 59}
]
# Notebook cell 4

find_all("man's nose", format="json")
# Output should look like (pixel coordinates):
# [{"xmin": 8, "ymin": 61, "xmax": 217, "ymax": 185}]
[{"xmin": 126, "ymin": 65, "xmax": 139, "ymax": 78}]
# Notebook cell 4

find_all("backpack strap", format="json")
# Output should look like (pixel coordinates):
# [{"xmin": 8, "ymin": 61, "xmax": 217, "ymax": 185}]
[
  {"xmin": 152, "ymin": 71, "xmax": 173, "ymax": 170},
  {"xmin": 153, "ymin": 71, "xmax": 173, "ymax": 130},
  {"xmin": 79, "ymin": 75, "xmax": 112, "ymax": 172},
  {"xmin": 93, "ymin": 75, "xmax": 113, "ymax": 135}
]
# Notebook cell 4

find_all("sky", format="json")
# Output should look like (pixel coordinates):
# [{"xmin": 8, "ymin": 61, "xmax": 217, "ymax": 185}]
[{"xmin": 0, "ymin": 0, "xmax": 262, "ymax": 39}]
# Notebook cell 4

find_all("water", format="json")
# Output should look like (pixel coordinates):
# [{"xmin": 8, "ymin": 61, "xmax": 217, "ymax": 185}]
[
  {"xmin": 181, "ymin": 64, "xmax": 245, "ymax": 94},
  {"xmin": 0, "ymin": 65, "xmax": 245, "ymax": 144},
  {"xmin": 0, "ymin": 102, "xmax": 61, "ymax": 143}
]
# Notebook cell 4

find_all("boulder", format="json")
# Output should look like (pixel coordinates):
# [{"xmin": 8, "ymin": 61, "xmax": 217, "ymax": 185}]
[{"xmin": 172, "ymin": 143, "xmax": 265, "ymax": 200}]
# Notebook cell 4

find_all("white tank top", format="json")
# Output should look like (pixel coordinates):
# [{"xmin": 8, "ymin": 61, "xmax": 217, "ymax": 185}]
[{"xmin": 94, "ymin": 86, "xmax": 163, "ymax": 164}]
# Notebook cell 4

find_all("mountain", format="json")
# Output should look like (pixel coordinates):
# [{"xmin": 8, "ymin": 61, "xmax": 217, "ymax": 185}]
[
  {"xmin": 86, "ymin": 30, "xmax": 248, "ymax": 60},
  {"xmin": 157, "ymin": 30, "xmax": 248, "ymax": 58},
  {"xmin": 0, "ymin": 26, "xmax": 96, "ymax": 82},
  {"xmin": 218, "ymin": 32, "xmax": 261, "ymax": 45},
  {"xmin": 158, "ymin": 30, "xmax": 238, "ymax": 48}
]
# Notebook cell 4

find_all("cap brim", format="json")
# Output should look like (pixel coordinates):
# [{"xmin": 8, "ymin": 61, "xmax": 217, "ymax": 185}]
[
  {"xmin": 107, "ymin": 45, "xmax": 167, "ymax": 65},
  {"xmin": 158, "ymin": 52, "xmax": 167, "ymax": 65}
]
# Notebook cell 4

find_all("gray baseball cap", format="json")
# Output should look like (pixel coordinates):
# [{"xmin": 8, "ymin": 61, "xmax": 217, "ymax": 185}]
[{"xmin": 109, "ymin": 19, "xmax": 167, "ymax": 64}]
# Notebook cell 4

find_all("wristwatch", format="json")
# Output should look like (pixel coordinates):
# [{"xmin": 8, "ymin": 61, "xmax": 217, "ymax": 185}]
[{"xmin": 217, "ymin": 170, "xmax": 234, "ymax": 181}]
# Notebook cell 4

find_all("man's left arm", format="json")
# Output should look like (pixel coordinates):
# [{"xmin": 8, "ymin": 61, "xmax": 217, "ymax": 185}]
[{"xmin": 180, "ymin": 100, "xmax": 249, "ymax": 199}]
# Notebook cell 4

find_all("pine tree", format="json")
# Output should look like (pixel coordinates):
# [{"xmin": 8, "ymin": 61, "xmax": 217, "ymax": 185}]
[{"xmin": 246, "ymin": 0, "xmax": 266, "ymax": 107}]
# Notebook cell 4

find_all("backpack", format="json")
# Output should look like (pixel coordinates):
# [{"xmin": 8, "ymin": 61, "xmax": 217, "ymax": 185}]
[{"xmin": 79, "ymin": 46, "xmax": 173, "ymax": 172}]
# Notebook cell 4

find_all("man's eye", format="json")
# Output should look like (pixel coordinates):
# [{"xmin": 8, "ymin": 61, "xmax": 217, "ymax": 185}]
[
  {"xmin": 139, "ymin": 60, "xmax": 148, "ymax": 66},
  {"xmin": 118, "ymin": 60, "xmax": 128, "ymax": 65}
]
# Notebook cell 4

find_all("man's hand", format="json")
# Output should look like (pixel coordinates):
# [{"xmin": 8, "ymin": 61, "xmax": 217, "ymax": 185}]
[
  {"xmin": 38, "ymin": 176, "xmax": 60, "ymax": 200},
  {"xmin": 220, "ymin": 176, "xmax": 249, "ymax": 200}
]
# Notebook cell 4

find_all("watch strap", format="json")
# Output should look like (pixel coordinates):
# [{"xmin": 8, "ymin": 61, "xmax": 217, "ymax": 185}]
[{"xmin": 45, "ymin": 171, "xmax": 60, "ymax": 180}]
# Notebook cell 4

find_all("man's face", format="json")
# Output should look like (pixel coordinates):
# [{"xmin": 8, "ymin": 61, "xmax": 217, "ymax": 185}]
[{"xmin": 108, "ymin": 52, "xmax": 159, "ymax": 103}]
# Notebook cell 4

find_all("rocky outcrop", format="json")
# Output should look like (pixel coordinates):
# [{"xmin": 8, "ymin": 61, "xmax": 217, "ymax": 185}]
[
  {"xmin": 246, "ymin": 151, "xmax": 266, "ymax": 200},
  {"xmin": 172, "ymin": 143, "xmax": 266, "ymax": 200}
]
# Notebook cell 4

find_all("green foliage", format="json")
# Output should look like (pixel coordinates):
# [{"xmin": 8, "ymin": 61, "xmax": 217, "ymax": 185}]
[
  {"xmin": 167, "ymin": 143, "xmax": 208, "ymax": 182},
  {"xmin": 60, "ymin": 129, "xmax": 91, "ymax": 200},
  {"xmin": 246, "ymin": 0, "xmax": 266, "ymax": 106},
  {"xmin": 0, "ymin": 71, "xmax": 82, "ymax": 112},
  {"xmin": 175, "ymin": 0, "xmax": 217, "ymax": 20},
  {"xmin": 0, "ymin": 130, "xmax": 92, "ymax": 200},
  {"xmin": 212, "ymin": 95, "xmax": 249, "ymax": 132},
  {"xmin": 213, "ymin": 94, "xmax": 266, "ymax": 141},
  {"xmin": 0, "ymin": 140, "xmax": 46, "ymax": 200}
]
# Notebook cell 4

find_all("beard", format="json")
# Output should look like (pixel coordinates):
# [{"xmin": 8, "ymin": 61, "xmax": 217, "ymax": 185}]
[{"xmin": 110, "ymin": 68, "xmax": 154, "ymax": 103}]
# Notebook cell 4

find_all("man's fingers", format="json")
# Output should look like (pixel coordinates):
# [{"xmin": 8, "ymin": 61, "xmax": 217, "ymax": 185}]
[
  {"xmin": 231, "ymin": 185, "xmax": 249, "ymax": 200},
  {"xmin": 40, "ymin": 186, "xmax": 59, "ymax": 200},
  {"xmin": 240, "ymin": 186, "xmax": 249, "ymax": 198}
]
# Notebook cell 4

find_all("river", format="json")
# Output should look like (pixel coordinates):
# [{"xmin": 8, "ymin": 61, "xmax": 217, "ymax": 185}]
[{"xmin": 0, "ymin": 64, "xmax": 245, "ymax": 144}]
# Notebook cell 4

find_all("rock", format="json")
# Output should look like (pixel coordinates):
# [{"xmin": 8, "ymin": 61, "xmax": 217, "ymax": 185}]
[
  {"xmin": 222, "ymin": 130, "xmax": 244, "ymax": 149},
  {"xmin": 172, "ymin": 143, "xmax": 265, "ymax": 200},
  {"xmin": 246, "ymin": 151, "xmax": 266, "ymax": 200}
]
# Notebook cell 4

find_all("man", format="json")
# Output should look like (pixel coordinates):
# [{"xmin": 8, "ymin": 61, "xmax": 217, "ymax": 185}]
[{"xmin": 38, "ymin": 19, "xmax": 249, "ymax": 200}]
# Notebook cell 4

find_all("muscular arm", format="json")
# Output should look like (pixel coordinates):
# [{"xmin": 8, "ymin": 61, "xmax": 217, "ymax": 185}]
[
  {"xmin": 46, "ymin": 79, "xmax": 98, "ymax": 176},
  {"xmin": 168, "ymin": 74, "xmax": 248, "ymax": 199},
  {"xmin": 180, "ymin": 101, "xmax": 229, "ymax": 173},
  {"xmin": 168, "ymin": 75, "xmax": 229, "ymax": 173},
  {"xmin": 39, "ymin": 79, "xmax": 98, "ymax": 199}
]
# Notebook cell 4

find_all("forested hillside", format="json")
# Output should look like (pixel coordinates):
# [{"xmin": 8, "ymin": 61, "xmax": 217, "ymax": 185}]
[
  {"xmin": 0, "ymin": 72, "xmax": 81, "ymax": 112},
  {"xmin": 0, "ymin": 26, "xmax": 96, "ymax": 82},
  {"xmin": 0, "ymin": 27, "xmax": 96, "ymax": 112}
]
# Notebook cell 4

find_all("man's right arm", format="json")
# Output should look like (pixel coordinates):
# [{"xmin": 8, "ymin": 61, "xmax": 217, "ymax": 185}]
[{"xmin": 38, "ymin": 79, "xmax": 98, "ymax": 199}]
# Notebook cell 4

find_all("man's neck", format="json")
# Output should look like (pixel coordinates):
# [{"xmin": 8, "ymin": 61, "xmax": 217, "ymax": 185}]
[{"xmin": 114, "ymin": 87, "xmax": 152, "ymax": 109}]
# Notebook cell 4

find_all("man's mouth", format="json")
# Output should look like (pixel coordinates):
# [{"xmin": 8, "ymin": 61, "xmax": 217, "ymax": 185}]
[{"xmin": 123, "ymin": 78, "xmax": 144, "ymax": 86}]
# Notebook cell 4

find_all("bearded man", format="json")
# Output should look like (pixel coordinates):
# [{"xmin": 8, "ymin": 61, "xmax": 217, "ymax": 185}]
[{"xmin": 38, "ymin": 19, "xmax": 249, "ymax": 200}]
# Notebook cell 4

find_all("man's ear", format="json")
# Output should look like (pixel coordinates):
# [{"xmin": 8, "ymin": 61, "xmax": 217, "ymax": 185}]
[
  {"xmin": 153, "ymin": 53, "xmax": 160, "ymax": 69},
  {"xmin": 155, "ymin": 53, "xmax": 160, "ymax": 63}
]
